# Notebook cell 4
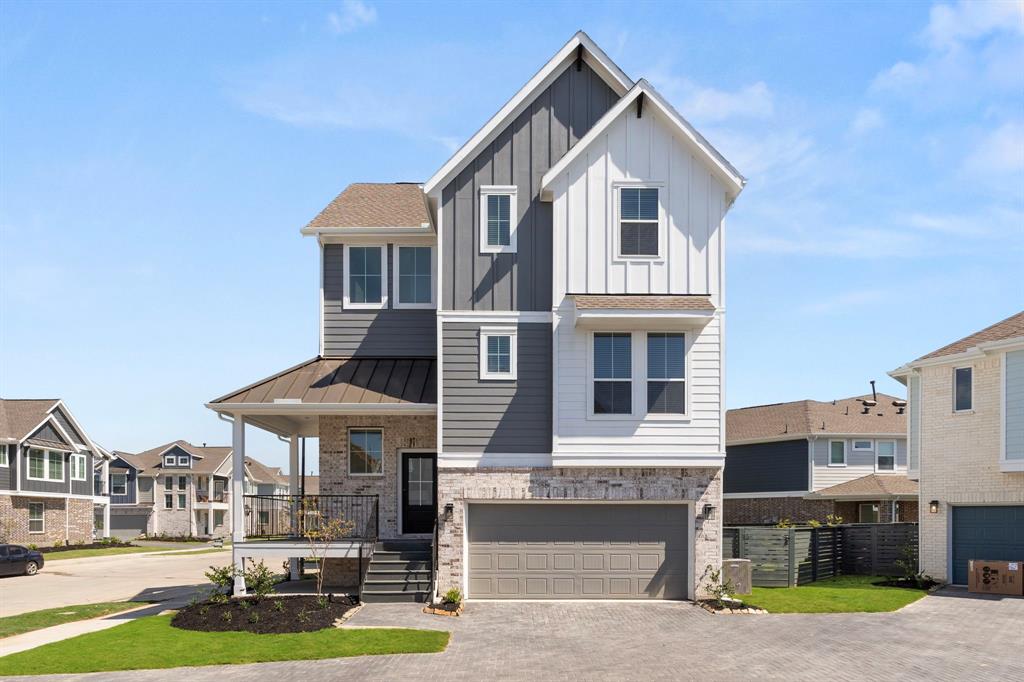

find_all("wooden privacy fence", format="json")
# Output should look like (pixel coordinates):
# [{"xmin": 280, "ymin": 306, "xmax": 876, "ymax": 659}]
[{"xmin": 723, "ymin": 523, "xmax": 917, "ymax": 587}]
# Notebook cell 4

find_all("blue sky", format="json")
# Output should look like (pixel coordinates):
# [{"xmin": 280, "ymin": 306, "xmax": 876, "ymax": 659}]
[{"xmin": 2, "ymin": 1, "xmax": 1021, "ymax": 471}]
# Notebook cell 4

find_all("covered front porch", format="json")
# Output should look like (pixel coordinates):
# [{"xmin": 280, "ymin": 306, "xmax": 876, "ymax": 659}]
[{"xmin": 205, "ymin": 356, "xmax": 437, "ymax": 596}]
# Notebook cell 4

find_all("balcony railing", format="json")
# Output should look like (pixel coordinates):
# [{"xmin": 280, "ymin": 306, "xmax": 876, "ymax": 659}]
[
  {"xmin": 196, "ymin": 490, "xmax": 227, "ymax": 503},
  {"xmin": 242, "ymin": 494, "xmax": 379, "ymax": 541}
]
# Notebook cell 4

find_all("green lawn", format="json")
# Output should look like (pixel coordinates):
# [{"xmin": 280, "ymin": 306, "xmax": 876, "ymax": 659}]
[
  {"xmin": 0, "ymin": 602, "xmax": 144, "ymax": 639},
  {"xmin": 0, "ymin": 615, "xmax": 450, "ymax": 676},
  {"xmin": 43, "ymin": 546, "xmax": 168, "ymax": 561},
  {"xmin": 143, "ymin": 548, "xmax": 230, "ymax": 557},
  {"xmin": 744, "ymin": 575, "xmax": 929, "ymax": 613}
]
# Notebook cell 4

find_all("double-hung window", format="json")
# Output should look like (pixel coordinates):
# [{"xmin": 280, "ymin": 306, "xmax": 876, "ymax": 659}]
[
  {"xmin": 165, "ymin": 493, "xmax": 174, "ymax": 509},
  {"xmin": 954, "ymin": 366, "xmax": 973, "ymax": 412},
  {"xmin": 647, "ymin": 333, "xmax": 686, "ymax": 414},
  {"xmin": 177, "ymin": 455, "xmax": 189, "ymax": 467},
  {"xmin": 395, "ymin": 245, "xmax": 434, "ymax": 307},
  {"xmin": 344, "ymin": 245, "xmax": 386, "ymax": 308},
  {"xmin": 618, "ymin": 187, "xmax": 660, "ymax": 257},
  {"xmin": 876, "ymin": 440, "xmax": 896, "ymax": 471},
  {"xmin": 111, "ymin": 473, "xmax": 128, "ymax": 496},
  {"xmin": 28, "ymin": 502, "xmax": 44, "ymax": 534},
  {"xmin": 164, "ymin": 455, "xmax": 176, "ymax": 467},
  {"xmin": 593, "ymin": 333, "xmax": 633, "ymax": 415},
  {"xmin": 0, "ymin": 444, "xmax": 8, "ymax": 467},
  {"xmin": 47, "ymin": 451, "xmax": 63, "ymax": 480},
  {"xmin": 164, "ymin": 475, "xmax": 173, "ymax": 491},
  {"xmin": 479, "ymin": 327, "xmax": 517, "ymax": 380},
  {"xmin": 480, "ymin": 186, "xmax": 517, "ymax": 253},
  {"xmin": 28, "ymin": 449, "xmax": 64, "ymax": 481},
  {"xmin": 349, "ymin": 429, "xmax": 383, "ymax": 476},
  {"xmin": 178, "ymin": 493, "xmax": 187, "ymax": 509},
  {"xmin": 828, "ymin": 440, "xmax": 847, "ymax": 467},
  {"xmin": 70, "ymin": 453, "xmax": 87, "ymax": 481},
  {"xmin": 178, "ymin": 475, "xmax": 187, "ymax": 491}
]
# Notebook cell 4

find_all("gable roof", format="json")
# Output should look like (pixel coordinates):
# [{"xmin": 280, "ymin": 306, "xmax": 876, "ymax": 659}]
[
  {"xmin": 541, "ymin": 79, "xmax": 745, "ymax": 203},
  {"xmin": 0, "ymin": 399, "xmax": 60, "ymax": 442},
  {"xmin": 128, "ymin": 440, "xmax": 233, "ymax": 476},
  {"xmin": 808, "ymin": 474, "xmax": 918, "ymax": 500},
  {"xmin": 916, "ymin": 310, "xmax": 1024, "ymax": 362},
  {"xmin": 423, "ymin": 31, "xmax": 633, "ymax": 196},
  {"xmin": 301, "ymin": 183, "xmax": 432, "ymax": 234},
  {"xmin": 727, "ymin": 394, "xmax": 907, "ymax": 445}
]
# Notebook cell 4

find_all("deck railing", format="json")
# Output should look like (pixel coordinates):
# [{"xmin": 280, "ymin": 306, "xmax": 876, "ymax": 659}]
[
  {"xmin": 242, "ymin": 494, "xmax": 379, "ymax": 540},
  {"xmin": 196, "ymin": 490, "xmax": 226, "ymax": 503}
]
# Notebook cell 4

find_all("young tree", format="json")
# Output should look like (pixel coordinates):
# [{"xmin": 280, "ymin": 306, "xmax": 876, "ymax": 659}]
[{"xmin": 299, "ymin": 496, "xmax": 356, "ymax": 598}]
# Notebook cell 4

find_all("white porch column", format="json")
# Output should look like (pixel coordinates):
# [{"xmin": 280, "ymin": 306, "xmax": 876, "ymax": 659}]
[
  {"xmin": 288, "ymin": 434, "xmax": 300, "ymax": 580},
  {"xmin": 102, "ymin": 458, "xmax": 110, "ymax": 538},
  {"xmin": 231, "ymin": 414, "xmax": 247, "ymax": 595}
]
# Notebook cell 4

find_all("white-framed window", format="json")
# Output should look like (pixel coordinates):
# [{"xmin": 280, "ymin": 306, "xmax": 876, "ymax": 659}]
[
  {"xmin": 393, "ymin": 245, "xmax": 435, "ymax": 308},
  {"xmin": 828, "ymin": 440, "xmax": 847, "ymax": 467},
  {"xmin": 178, "ymin": 493, "xmax": 187, "ymax": 509},
  {"xmin": 343, "ymin": 244, "xmax": 387, "ymax": 309},
  {"xmin": 479, "ymin": 327, "xmax": 517, "ymax": 380},
  {"xmin": 616, "ymin": 185, "xmax": 661, "ymax": 258},
  {"xmin": 349, "ymin": 428, "xmax": 384, "ymax": 476},
  {"xmin": 646, "ymin": 332, "xmax": 686, "ymax": 414},
  {"xmin": 858, "ymin": 503, "xmax": 879, "ymax": 523},
  {"xmin": 111, "ymin": 473, "xmax": 128, "ymax": 496},
  {"xmin": 28, "ymin": 502, "xmax": 44, "ymax": 534},
  {"xmin": 164, "ymin": 475, "xmax": 173, "ymax": 490},
  {"xmin": 876, "ymin": 440, "xmax": 897, "ymax": 471},
  {"xmin": 177, "ymin": 455, "xmax": 189, "ymax": 467},
  {"xmin": 164, "ymin": 493, "xmax": 173, "ymax": 509},
  {"xmin": 28, "ymin": 448, "xmax": 64, "ymax": 481},
  {"xmin": 214, "ymin": 510, "xmax": 225, "ymax": 527},
  {"xmin": 0, "ymin": 444, "xmax": 8, "ymax": 467},
  {"xmin": 178, "ymin": 475, "xmax": 187, "ymax": 491},
  {"xmin": 592, "ymin": 332, "xmax": 633, "ymax": 415},
  {"xmin": 164, "ymin": 455, "xmax": 176, "ymax": 467},
  {"xmin": 479, "ymin": 185, "xmax": 517, "ymax": 254},
  {"xmin": 70, "ymin": 453, "xmax": 87, "ymax": 481},
  {"xmin": 852, "ymin": 439, "xmax": 873, "ymax": 451},
  {"xmin": 954, "ymin": 366, "xmax": 973, "ymax": 412}
]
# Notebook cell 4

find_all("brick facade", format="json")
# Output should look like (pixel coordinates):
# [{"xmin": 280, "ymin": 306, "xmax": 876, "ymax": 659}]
[
  {"xmin": 436, "ymin": 467, "xmax": 722, "ymax": 600},
  {"xmin": 319, "ymin": 414, "xmax": 436, "ymax": 539},
  {"xmin": 723, "ymin": 496, "xmax": 834, "ymax": 525},
  {"xmin": 0, "ymin": 495, "xmax": 94, "ymax": 546},
  {"xmin": 916, "ymin": 354, "xmax": 1024, "ymax": 582}
]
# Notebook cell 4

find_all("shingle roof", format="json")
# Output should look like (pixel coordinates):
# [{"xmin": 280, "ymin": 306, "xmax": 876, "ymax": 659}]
[
  {"xmin": 808, "ymin": 474, "xmax": 918, "ymax": 499},
  {"xmin": 211, "ymin": 357, "xmax": 436, "ymax": 406},
  {"xmin": 129, "ymin": 441, "xmax": 232, "ymax": 476},
  {"xmin": 245, "ymin": 457, "xmax": 287, "ymax": 486},
  {"xmin": 572, "ymin": 294, "xmax": 715, "ymax": 311},
  {"xmin": 0, "ymin": 399, "xmax": 60, "ymax": 441},
  {"xmin": 916, "ymin": 310, "xmax": 1024, "ymax": 361},
  {"xmin": 726, "ymin": 394, "xmax": 907, "ymax": 444},
  {"xmin": 305, "ymin": 183, "xmax": 431, "ymax": 229}
]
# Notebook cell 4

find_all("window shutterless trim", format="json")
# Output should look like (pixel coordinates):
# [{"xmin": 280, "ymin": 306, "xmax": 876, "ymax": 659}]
[
  {"xmin": 110, "ymin": 473, "xmax": 128, "ymax": 496},
  {"xmin": 645, "ymin": 332, "xmax": 688, "ymax": 417},
  {"xmin": 588, "ymin": 331, "xmax": 635, "ymax": 419},
  {"xmin": 852, "ymin": 439, "xmax": 873, "ymax": 451},
  {"xmin": 70, "ymin": 453, "xmax": 87, "ymax": 481},
  {"xmin": 177, "ymin": 455, "xmax": 189, "ymax": 466},
  {"xmin": 828, "ymin": 440, "xmax": 847, "ymax": 467},
  {"xmin": 875, "ymin": 439, "xmax": 897, "ymax": 472},
  {"xmin": 348, "ymin": 427, "xmax": 385, "ymax": 477},
  {"xmin": 0, "ymin": 444, "xmax": 8, "ymax": 467},
  {"xmin": 478, "ymin": 326, "xmax": 518, "ymax": 380},
  {"xmin": 343, "ymin": 244, "xmax": 388, "ymax": 309},
  {"xmin": 613, "ymin": 181, "xmax": 665, "ymax": 261},
  {"xmin": 28, "ymin": 501, "xmax": 45, "ymax": 534},
  {"xmin": 479, "ymin": 185, "xmax": 518, "ymax": 254},
  {"xmin": 392, "ymin": 244, "xmax": 437, "ymax": 309},
  {"xmin": 953, "ymin": 365, "xmax": 973, "ymax": 413},
  {"xmin": 27, "ymin": 449, "xmax": 65, "ymax": 482}
]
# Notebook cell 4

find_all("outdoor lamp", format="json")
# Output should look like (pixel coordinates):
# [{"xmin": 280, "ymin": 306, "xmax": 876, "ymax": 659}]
[
  {"xmin": 702, "ymin": 504, "xmax": 716, "ymax": 520},
  {"xmin": 444, "ymin": 503, "xmax": 454, "ymax": 520},
  {"xmin": 929, "ymin": 500, "xmax": 940, "ymax": 514}
]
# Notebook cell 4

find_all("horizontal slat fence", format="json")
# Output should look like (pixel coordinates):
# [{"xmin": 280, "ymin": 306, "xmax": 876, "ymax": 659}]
[{"xmin": 723, "ymin": 523, "xmax": 917, "ymax": 587}]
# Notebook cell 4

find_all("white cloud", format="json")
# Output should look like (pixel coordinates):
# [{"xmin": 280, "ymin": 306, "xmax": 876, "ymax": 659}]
[
  {"xmin": 964, "ymin": 120, "xmax": 1024, "ymax": 173},
  {"xmin": 645, "ymin": 65, "xmax": 774, "ymax": 123},
  {"xmin": 922, "ymin": 0, "xmax": 1023, "ymax": 50},
  {"xmin": 327, "ymin": 0, "xmax": 377, "ymax": 35},
  {"xmin": 799, "ymin": 289, "xmax": 887, "ymax": 315},
  {"xmin": 850, "ymin": 108, "xmax": 885, "ymax": 135}
]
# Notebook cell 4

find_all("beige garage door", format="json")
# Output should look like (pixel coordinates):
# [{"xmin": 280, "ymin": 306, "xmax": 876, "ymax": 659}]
[{"xmin": 467, "ymin": 503, "xmax": 689, "ymax": 599}]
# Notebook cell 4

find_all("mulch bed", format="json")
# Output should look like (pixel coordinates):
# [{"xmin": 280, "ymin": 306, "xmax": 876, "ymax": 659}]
[
  {"xmin": 698, "ymin": 599, "xmax": 767, "ymax": 614},
  {"xmin": 423, "ymin": 602, "xmax": 463, "ymax": 617},
  {"xmin": 172, "ymin": 595, "xmax": 358, "ymax": 634},
  {"xmin": 40, "ymin": 542, "xmax": 135, "ymax": 554},
  {"xmin": 872, "ymin": 578, "xmax": 940, "ymax": 590}
]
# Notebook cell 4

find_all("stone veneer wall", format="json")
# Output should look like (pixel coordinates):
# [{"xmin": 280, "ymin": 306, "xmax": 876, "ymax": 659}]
[
  {"xmin": 0, "ymin": 496, "xmax": 94, "ymax": 546},
  {"xmin": 319, "ymin": 414, "xmax": 436, "ymax": 539},
  {"xmin": 436, "ymin": 467, "xmax": 722, "ymax": 600},
  {"xmin": 723, "ymin": 497, "xmax": 834, "ymax": 526}
]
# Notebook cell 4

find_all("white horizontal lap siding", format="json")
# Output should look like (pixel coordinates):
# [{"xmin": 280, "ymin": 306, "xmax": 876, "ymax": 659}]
[
  {"xmin": 809, "ymin": 437, "xmax": 908, "ymax": 490},
  {"xmin": 553, "ymin": 313, "xmax": 721, "ymax": 454},
  {"xmin": 553, "ymin": 105, "xmax": 726, "ymax": 303}
]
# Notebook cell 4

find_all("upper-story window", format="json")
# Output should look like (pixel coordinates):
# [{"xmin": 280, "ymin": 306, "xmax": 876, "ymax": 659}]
[
  {"xmin": 177, "ymin": 455, "xmax": 189, "ymax": 467},
  {"xmin": 618, "ymin": 186, "xmax": 660, "ymax": 257},
  {"xmin": 828, "ymin": 440, "xmax": 847, "ymax": 467},
  {"xmin": 28, "ymin": 448, "xmax": 64, "ymax": 481},
  {"xmin": 394, "ymin": 246, "xmax": 434, "ymax": 308},
  {"xmin": 480, "ymin": 186, "xmax": 517, "ymax": 254},
  {"xmin": 178, "ymin": 475, "xmax": 187, "ymax": 490},
  {"xmin": 593, "ymin": 333, "xmax": 633, "ymax": 415},
  {"xmin": 164, "ymin": 455, "xmax": 176, "ymax": 467},
  {"xmin": 344, "ymin": 245, "xmax": 387, "ymax": 309},
  {"xmin": 954, "ymin": 366, "xmax": 973, "ymax": 412},
  {"xmin": 349, "ymin": 428, "xmax": 383, "ymax": 476},
  {"xmin": 70, "ymin": 453, "xmax": 87, "ymax": 481},
  {"xmin": 852, "ymin": 440, "xmax": 873, "ymax": 451},
  {"xmin": 479, "ymin": 327, "xmax": 517, "ymax": 380},
  {"xmin": 111, "ymin": 473, "xmax": 128, "ymax": 496},
  {"xmin": 647, "ymin": 333, "xmax": 686, "ymax": 414},
  {"xmin": 165, "ymin": 475, "xmax": 173, "ymax": 490},
  {"xmin": 0, "ymin": 444, "xmax": 8, "ymax": 467},
  {"xmin": 876, "ymin": 440, "xmax": 896, "ymax": 471}
]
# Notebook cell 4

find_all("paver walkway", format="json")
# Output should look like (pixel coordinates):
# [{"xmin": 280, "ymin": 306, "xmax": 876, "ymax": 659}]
[{"xmin": 8, "ymin": 588, "xmax": 1023, "ymax": 681}]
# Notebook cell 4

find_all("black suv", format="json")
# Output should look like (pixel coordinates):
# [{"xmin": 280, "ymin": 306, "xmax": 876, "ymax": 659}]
[{"xmin": 0, "ymin": 544, "xmax": 44, "ymax": 576}]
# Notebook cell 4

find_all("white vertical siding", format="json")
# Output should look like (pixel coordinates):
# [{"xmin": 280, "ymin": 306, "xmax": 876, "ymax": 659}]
[{"xmin": 909, "ymin": 374, "xmax": 921, "ymax": 476}]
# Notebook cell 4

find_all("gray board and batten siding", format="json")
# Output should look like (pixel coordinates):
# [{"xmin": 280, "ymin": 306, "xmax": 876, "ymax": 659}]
[
  {"xmin": 1, "ymin": 445, "xmax": 16, "ymax": 490},
  {"xmin": 323, "ymin": 243, "xmax": 436, "ymax": 357},
  {"xmin": 723, "ymin": 439, "xmax": 809, "ymax": 494},
  {"xmin": 441, "ymin": 61, "xmax": 618, "ymax": 312},
  {"xmin": 442, "ymin": 322, "xmax": 552, "ymax": 453}
]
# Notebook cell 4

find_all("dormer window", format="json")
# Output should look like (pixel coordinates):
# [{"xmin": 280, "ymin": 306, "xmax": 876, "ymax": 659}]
[
  {"xmin": 177, "ymin": 455, "xmax": 189, "ymax": 467},
  {"xmin": 480, "ymin": 186, "xmax": 517, "ymax": 254},
  {"xmin": 344, "ymin": 245, "xmax": 387, "ymax": 309},
  {"xmin": 618, "ymin": 186, "xmax": 660, "ymax": 257},
  {"xmin": 164, "ymin": 455, "xmax": 176, "ymax": 467}
]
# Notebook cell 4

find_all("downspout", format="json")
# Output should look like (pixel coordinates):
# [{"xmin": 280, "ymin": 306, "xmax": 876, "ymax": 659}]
[{"xmin": 15, "ymin": 443, "xmax": 22, "ymax": 493}]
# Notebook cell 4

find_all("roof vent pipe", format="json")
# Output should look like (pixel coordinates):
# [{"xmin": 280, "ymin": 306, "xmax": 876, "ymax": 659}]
[{"xmin": 870, "ymin": 380, "xmax": 877, "ymax": 402}]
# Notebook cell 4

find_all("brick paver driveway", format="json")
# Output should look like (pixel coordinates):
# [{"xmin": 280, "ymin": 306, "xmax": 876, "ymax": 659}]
[{"xmin": 17, "ymin": 588, "xmax": 1024, "ymax": 681}]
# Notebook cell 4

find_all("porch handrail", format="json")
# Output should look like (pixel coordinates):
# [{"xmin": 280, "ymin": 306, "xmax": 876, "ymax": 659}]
[{"xmin": 242, "ymin": 494, "xmax": 379, "ymax": 541}]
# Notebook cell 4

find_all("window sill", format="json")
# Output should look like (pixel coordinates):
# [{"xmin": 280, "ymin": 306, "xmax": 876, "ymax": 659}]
[
  {"xmin": 952, "ymin": 409, "xmax": 975, "ymax": 416},
  {"xmin": 393, "ymin": 302, "xmax": 436, "ymax": 310},
  {"xmin": 348, "ymin": 472, "xmax": 385, "ymax": 478},
  {"xmin": 827, "ymin": 463, "xmax": 847, "ymax": 468},
  {"xmin": 999, "ymin": 459, "xmax": 1024, "ymax": 473}
]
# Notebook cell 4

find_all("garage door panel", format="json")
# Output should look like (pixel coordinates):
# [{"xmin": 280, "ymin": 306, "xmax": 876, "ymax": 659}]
[
  {"xmin": 952, "ymin": 506, "xmax": 1024, "ymax": 585},
  {"xmin": 467, "ymin": 503, "xmax": 689, "ymax": 599}
]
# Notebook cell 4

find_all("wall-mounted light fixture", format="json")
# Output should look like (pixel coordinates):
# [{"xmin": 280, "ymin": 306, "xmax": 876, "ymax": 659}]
[
  {"xmin": 702, "ymin": 504, "xmax": 716, "ymax": 520},
  {"xmin": 929, "ymin": 500, "xmax": 940, "ymax": 514},
  {"xmin": 444, "ymin": 503, "xmax": 454, "ymax": 521}
]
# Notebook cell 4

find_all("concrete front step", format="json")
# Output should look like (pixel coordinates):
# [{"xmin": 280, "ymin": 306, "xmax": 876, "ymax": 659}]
[
  {"xmin": 361, "ymin": 590, "xmax": 430, "ymax": 603},
  {"xmin": 364, "ymin": 579, "xmax": 431, "ymax": 592},
  {"xmin": 371, "ymin": 550, "xmax": 431, "ymax": 561},
  {"xmin": 365, "ymin": 570, "xmax": 432, "ymax": 581}
]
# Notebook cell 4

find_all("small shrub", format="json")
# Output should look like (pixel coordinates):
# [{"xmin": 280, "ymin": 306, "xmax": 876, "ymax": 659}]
[
  {"xmin": 700, "ymin": 564, "xmax": 736, "ymax": 610},
  {"xmin": 208, "ymin": 591, "xmax": 229, "ymax": 605},
  {"xmin": 198, "ymin": 605, "xmax": 210, "ymax": 616},
  {"xmin": 239, "ymin": 600, "xmax": 251, "ymax": 611},
  {"xmin": 220, "ymin": 611, "xmax": 233, "ymax": 623},
  {"xmin": 27, "ymin": 544, "xmax": 37, "ymax": 551},
  {"xmin": 296, "ymin": 609, "xmax": 310, "ymax": 624},
  {"xmin": 272, "ymin": 599, "xmax": 285, "ymax": 612},
  {"xmin": 316, "ymin": 595, "xmax": 329, "ymax": 609},
  {"xmin": 243, "ymin": 560, "xmax": 277, "ymax": 602},
  {"xmin": 248, "ymin": 612, "xmax": 261, "ymax": 624},
  {"xmin": 442, "ymin": 587, "xmax": 462, "ymax": 605},
  {"xmin": 825, "ymin": 513, "xmax": 843, "ymax": 527},
  {"xmin": 774, "ymin": 518, "xmax": 794, "ymax": 528},
  {"xmin": 205, "ymin": 564, "xmax": 237, "ymax": 594},
  {"xmin": 806, "ymin": 519, "xmax": 821, "ymax": 528}
]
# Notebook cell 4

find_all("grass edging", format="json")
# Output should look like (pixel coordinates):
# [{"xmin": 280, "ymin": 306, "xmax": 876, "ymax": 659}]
[
  {"xmin": 741, "ymin": 575, "xmax": 931, "ymax": 614},
  {"xmin": 0, "ymin": 614, "xmax": 450, "ymax": 676},
  {"xmin": 0, "ymin": 602, "xmax": 146, "ymax": 639}
]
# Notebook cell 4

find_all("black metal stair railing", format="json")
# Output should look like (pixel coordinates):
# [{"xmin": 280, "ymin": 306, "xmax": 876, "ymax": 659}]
[{"xmin": 242, "ymin": 494, "xmax": 379, "ymax": 540}]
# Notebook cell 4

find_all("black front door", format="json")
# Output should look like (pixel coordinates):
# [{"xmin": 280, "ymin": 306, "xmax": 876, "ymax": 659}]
[{"xmin": 401, "ymin": 452, "xmax": 436, "ymax": 534}]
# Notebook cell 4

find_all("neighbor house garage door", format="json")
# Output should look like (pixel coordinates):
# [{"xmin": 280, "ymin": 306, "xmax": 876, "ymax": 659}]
[
  {"xmin": 109, "ymin": 512, "xmax": 149, "ymax": 540},
  {"xmin": 467, "ymin": 503, "xmax": 689, "ymax": 599},
  {"xmin": 951, "ymin": 506, "xmax": 1024, "ymax": 585}
]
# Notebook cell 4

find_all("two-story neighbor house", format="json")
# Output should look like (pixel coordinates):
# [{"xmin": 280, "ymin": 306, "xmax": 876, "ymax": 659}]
[
  {"xmin": 890, "ymin": 311, "xmax": 1024, "ymax": 585},
  {"xmin": 208, "ymin": 31, "xmax": 744, "ymax": 601},
  {"xmin": 723, "ymin": 393, "xmax": 915, "ymax": 525},
  {"xmin": 0, "ymin": 398, "xmax": 111, "ymax": 546}
]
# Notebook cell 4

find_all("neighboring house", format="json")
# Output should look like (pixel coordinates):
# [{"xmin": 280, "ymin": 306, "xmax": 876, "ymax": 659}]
[
  {"xmin": 0, "ymin": 398, "xmax": 111, "ymax": 546},
  {"xmin": 890, "ymin": 311, "xmax": 1024, "ymax": 585},
  {"xmin": 723, "ymin": 393, "xmax": 915, "ymax": 525},
  {"xmin": 208, "ymin": 31, "xmax": 744, "ymax": 602},
  {"xmin": 106, "ymin": 440, "xmax": 285, "ymax": 540}
]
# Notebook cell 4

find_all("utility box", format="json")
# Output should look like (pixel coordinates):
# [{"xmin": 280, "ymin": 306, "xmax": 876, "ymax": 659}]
[
  {"xmin": 723, "ymin": 558, "xmax": 753, "ymax": 595},
  {"xmin": 968, "ymin": 560, "xmax": 1024, "ymax": 596}
]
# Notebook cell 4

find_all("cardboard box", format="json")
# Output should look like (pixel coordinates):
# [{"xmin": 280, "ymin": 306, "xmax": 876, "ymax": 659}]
[{"xmin": 968, "ymin": 560, "xmax": 1024, "ymax": 596}]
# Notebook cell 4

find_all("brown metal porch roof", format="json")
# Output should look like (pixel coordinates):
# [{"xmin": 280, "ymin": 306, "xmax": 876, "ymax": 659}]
[{"xmin": 211, "ymin": 357, "xmax": 436, "ymax": 406}]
